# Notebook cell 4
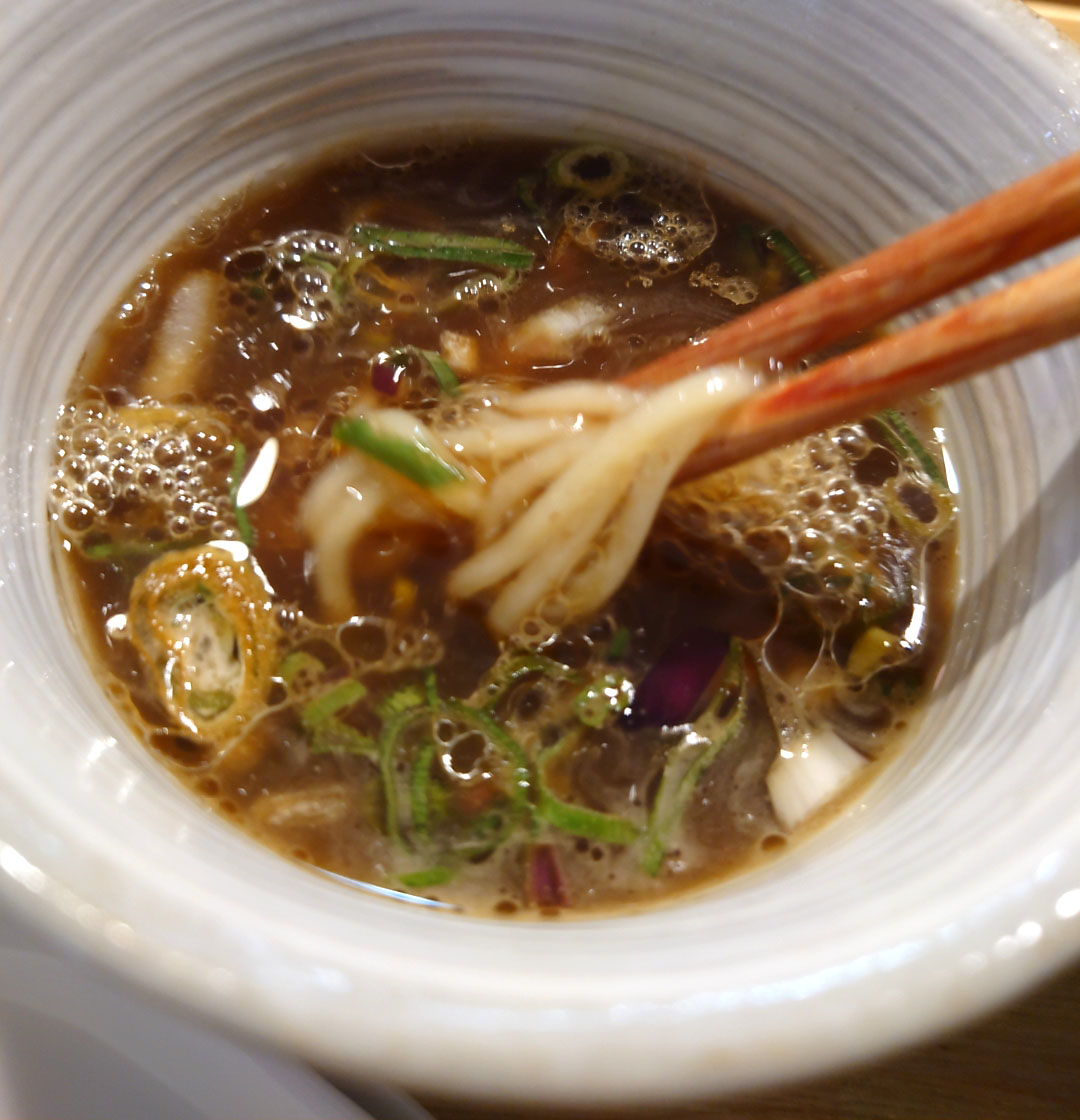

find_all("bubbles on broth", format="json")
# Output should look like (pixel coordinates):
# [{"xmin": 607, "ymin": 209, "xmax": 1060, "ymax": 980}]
[
  {"xmin": 50, "ymin": 399, "xmax": 233, "ymax": 545},
  {"xmin": 563, "ymin": 167, "xmax": 718, "ymax": 277},
  {"xmin": 48, "ymin": 134, "xmax": 956, "ymax": 919}
]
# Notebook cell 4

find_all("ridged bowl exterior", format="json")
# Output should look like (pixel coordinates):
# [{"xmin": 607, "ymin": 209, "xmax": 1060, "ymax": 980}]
[{"xmin": 1, "ymin": 0, "xmax": 1079, "ymax": 1103}]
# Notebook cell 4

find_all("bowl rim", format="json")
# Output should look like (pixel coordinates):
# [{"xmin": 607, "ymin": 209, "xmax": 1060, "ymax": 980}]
[{"xmin": 2, "ymin": 0, "xmax": 1080, "ymax": 1106}]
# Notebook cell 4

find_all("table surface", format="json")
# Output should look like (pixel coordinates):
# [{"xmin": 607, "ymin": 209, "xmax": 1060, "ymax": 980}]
[
  {"xmin": 425, "ymin": 5, "xmax": 1080, "ymax": 1117},
  {"xmin": 422, "ymin": 960, "xmax": 1080, "ymax": 1119}
]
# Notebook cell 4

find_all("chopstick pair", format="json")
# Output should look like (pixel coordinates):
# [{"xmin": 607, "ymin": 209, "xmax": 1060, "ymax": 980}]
[{"xmin": 619, "ymin": 151, "xmax": 1080, "ymax": 480}]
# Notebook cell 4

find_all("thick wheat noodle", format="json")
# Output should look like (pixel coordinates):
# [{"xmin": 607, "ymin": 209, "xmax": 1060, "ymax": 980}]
[
  {"xmin": 553, "ymin": 446, "xmax": 692, "ymax": 626},
  {"xmin": 301, "ymin": 456, "xmax": 384, "ymax": 619},
  {"xmin": 477, "ymin": 435, "xmax": 583, "ymax": 541},
  {"xmin": 487, "ymin": 484, "xmax": 625, "ymax": 632},
  {"xmin": 446, "ymin": 370, "xmax": 749, "ymax": 604},
  {"xmin": 441, "ymin": 415, "xmax": 585, "ymax": 460},
  {"xmin": 494, "ymin": 380, "xmax": 636, "ymax": 417}
]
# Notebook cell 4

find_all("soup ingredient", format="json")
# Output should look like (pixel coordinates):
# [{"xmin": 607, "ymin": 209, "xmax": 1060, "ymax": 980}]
[
  {"xmin": 49, "ymin": 135, "xmax": 954, "ymax": 916},
  {"xmin": 128, "ymin": 543, "xmax": 279, "ymax": 750}
]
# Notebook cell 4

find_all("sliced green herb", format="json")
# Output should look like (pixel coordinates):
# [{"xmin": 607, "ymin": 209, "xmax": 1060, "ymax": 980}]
[
  {"xmin": 536, "ymin": 789, "xmax": 638, "ymax": 846},
  {"xmin": 410, "ymin": 739, "xmax": 438, "ymax": 841},
  {"xmin": 516, "ymin": 173, "xmax": 542, "ymax": 216},
  {"xmin": 82, "ymin": 537, "xmax": 176, "ymax": 563},
  {"xmin": 334, "ymin": 416, "xmax": 464, "ymax": 489},
  {"xmin": 763, "ymin": 228, "xmax": 816, "ymax": 287},
  {"xmin": 877, "ymin": 408, "xmax": 947, "ymax": 488},
  {"xmin": 446, "ymin": 699, "xmax": 532, "ymax": 811},
  {"xmin": 454, "ymin": 809, "xmax": 511, "ymax": 856},
  {"xmin": 607, "ymin": 626, "xmax": 630, "ymax": 661},
  {"xmin": 423, "ymin": 669, "xmax": 441, "ymax": 710},
  {"xmin": 378, "ymin": 683, "xmax": 426, "ymax": 722},
  {"xmin": 309, "ymin": 719, "xmax": 377, "ymax": 758},
  {"xmin": 228, "ymin": 441, "xmax": 256, "ymax": 548},
  {"xmin": 573, "ymin": 673, "xmax": 634, "ymax": 728},
  {"xmin": 437, "ymin": 269, "xmax": 523, "ymax": 312},
  {"xmin": 378, "ymin": 702, "xmax": 429, "ymax": 846},
  {"xmin": 276, "ymin": 650, "xmax": 326, "ymax": 688},
  {"xmin": 188, "ymin": 689, "xmax": 234, "ymax": 719},
  {"xmin": 547, "ymin": 146, "xmax": 631, "ymax": 196},
  {"xmin": 300, "ymin": 679, "xmax": 367, "ymax": 730},
  {"xmin": 351, "ymin": 225, "xmax": 534, "ymax": 270},
  {"xmin": 398, "ymin": 866, "xmax": 453, "ymax": 889},
  {"xmin": 388, "ymin": 346, "xmax": 460, "ymax": 396},
  {"xmin": 480, "ymin": 652, "xmax": 582, "ymax": 711},
  {"xmin": 642, "ymin": 642, "xmax": 747, "ymax": 875}
]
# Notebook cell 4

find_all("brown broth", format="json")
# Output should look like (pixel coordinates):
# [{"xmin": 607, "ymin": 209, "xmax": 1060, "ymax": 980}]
[{"xmin": 49, "ymin": 135, "xmax": 955, "ymax": 917}]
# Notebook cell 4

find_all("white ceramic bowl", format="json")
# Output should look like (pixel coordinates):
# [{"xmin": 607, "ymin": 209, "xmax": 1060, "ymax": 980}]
[{"xmin": 2, "ymin": 0, "xmax": 1080, "ymax": 1105}]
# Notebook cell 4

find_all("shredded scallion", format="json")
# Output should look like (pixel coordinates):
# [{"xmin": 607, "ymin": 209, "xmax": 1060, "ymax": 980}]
[
  {"xmin": 877, "ymin": 408, "xmax": 947, "ymax": 488},
  {"xmin": 351, "ymin": 225, "xmax": 534, "ymax": 270},
  {"xmin": 333, "ymin": 416, "xmax": 464, "ymax": 489},
  {"xmin": 573, "ymin": 673, "xmax": 634, "ymax": 728},
  {"xmin": 642, "ymin": 642, "xmax": 747, "ymax": 875},
  {"xmin": 398, "ymin": 866, "xmax": 452, "ymax": 888},
  {"xmin": 764, "ymin": 228, "xmax": 816, "ymax": 287},
  {"xmin": 410, "ymin": 739, "xmax": 437, "ymax": 841},
  {"xmin": 300, "ymin": 679, "xmax": 367, "ymax": 730},
  {"xmin": 309, "ymin": 720, "xmax": 377, "ymax": 758},
  {"xmin": 607, "ymin": 626, "xmax": 630, "ymax": 661},
  {"xmin": 388, "ymin": 346, "xmax": 460, "ymax": 396},
  {"xmin": 276, "ymin": 650, "xmax": 325, "ymax": 688},
  {"xmin": 536, "ymin": 789, "xmax": 638, "ymax": 846},
  {"xmin": 228, "ymin": 441, "xmax": 256, "ymax": 548}
]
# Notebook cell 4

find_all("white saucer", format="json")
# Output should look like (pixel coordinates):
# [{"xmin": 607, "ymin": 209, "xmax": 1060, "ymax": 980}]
[{"xmin": 0, "ymin": 904, "xmax": 429, "ymax": 1120}]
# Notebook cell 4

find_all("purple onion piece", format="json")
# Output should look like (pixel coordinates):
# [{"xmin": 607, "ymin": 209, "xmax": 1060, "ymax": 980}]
[
  {"xmin": 622, "ymin": 628, "xmax": 730, "ymax": 729},
  {"xmin": 371, "ymin": 357, "xmax": 404, "ymax": 397},
  {"xmin": 528, "ymin": 844, "xmax": 569, "ymax": 908}
]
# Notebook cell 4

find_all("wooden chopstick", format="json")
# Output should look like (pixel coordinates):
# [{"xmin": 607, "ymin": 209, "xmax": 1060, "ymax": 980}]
[
  {"xmin": 621, "ymin": 150, "xmax": 1080, "ymax": 390},
  {"xmin": 679, "ymin": 253, "xmax": 1080, "ymax": 480}
]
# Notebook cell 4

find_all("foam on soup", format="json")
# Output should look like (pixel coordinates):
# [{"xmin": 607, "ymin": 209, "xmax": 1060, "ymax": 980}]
[{"xmin": 49, "ymin": 136, "xmax": 955, "ymax": 916}]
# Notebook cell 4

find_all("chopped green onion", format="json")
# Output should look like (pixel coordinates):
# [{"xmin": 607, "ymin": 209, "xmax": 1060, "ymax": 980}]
[
  {"xmin": 548, "ymin": 146, "xmax": 631, "ymax": 196},
  {"xmin": 82, "ymin": 537, "xmax": 176, "ymax": 562},
  {"xmin": 228, "ymin": 441, "xmax": 256, "ymax": 548},
  {"xmin": 410, "ymin": 739, "xmax": 437, "ymax": 841},
  {"xmin": 398, "ymin": 866, "xmax": 453, "ymax": 889},
  {"xmin": 607, "ymin": 626, "xmax": 630, "ymax": 661},
  {"xmin": 378, "ymin": 702, "xmax": 429, "ymax": 847},
  {"xmin": 446, "ymin": 699, "xmax": 532, "ymax": 812},
  {"xmin": 536, "ymin": 789, "xmax": 638, "ymax": 846},
  {"xmin": 351, "ymin": 225, "xmax": 535, "ymax": 270},
  {"xmin": 333, "ymin": 416, "xmax": 464, "ymax": 489},
  {"xmin": 388, "ymin": 346, "xmax": 460, "ymax": 396},
  {"xmin": 300, "ymin": 679, "xmax": 367, "ymax": 730},
  {"xmin": 437, "ymin": 269, "xmax": 523, "ymax": 312},
  {"xmin": 188, "ymin": 689, "xmax": 234, "ymax": 719},
  {"xmin": 642, "ymin": 642, "xmax": 747, "ymax": 875},
  {"xmin": 378, "ymin": 682, "xmax": 426, "ymax": 721},
  {"xmin": 423, "ymin": 669, "xmax": 441, "ymax": 710},
  {"xmin": 480, "ymin": 652, "xmax": 582, "ymax": 711},
  {"xmin": 877, "ymin": 408, "xmax": 947, "ymax": 488},
  {"xmin": 276, "ymin": 650, "xmax": 325, "ymax": 687},
  {"xmin": 516, "ymin": 173, "xmax": 542, "ymax": 216},
  {"xmin": 764, "ymin": 228, "xmax": 816, "ymax": 287},
  {"xmin": 573, "ymin": 673, "xmax": 634, "ymax": 728},
  {"xmin": 309, "ymin": 720, "xmax": 377, "ymax": 758}
]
